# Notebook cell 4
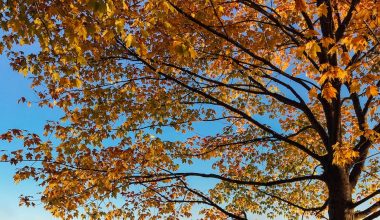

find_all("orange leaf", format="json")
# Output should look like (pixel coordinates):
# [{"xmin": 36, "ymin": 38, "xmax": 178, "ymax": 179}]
[
  {"xmin": 322, "ymin": 83, "xmax": 337, "ymax": 102},
  {"xmin": 295, "ymin": 0, "xmax": 307, "ymax": 11},
  {"xmin": 366, "ymin": 86, "xmax": 378, "ymax": 97}
]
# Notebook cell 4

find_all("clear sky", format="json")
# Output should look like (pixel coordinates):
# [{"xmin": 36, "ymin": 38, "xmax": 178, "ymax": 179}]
[{"xmin": 0, "ymin": 54, "xmax": 59, "ymax": 220}]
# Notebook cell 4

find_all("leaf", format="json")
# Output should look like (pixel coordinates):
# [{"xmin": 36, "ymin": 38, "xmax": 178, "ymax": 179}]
[
  {"xmin": 34, "ymin": 18, "xmax": 42, "ymax": 26},
  {"xmin": 305, "ymin": 40, "xmax": 321, "ymax": 58},
  {"xmin": 332, "ymin": 143, "xmax": 359, "ymax": 167},
  {"xmin": 73, "ymin": 78, "xmax": 83, "ymax": 88},
  {"xmin": 322, "ymin": 82, "xmax": 337, "ymax": 102},
  {"xmin": 75, "ymin": 24, "xmax": 87, "ymax": 39},
  {"xmin": 350, "ymin": 80, "xmax": 360, "ymax": 93},
  {"xmin": 295, "ymin": 0, "xmax": 307, "ymax": 11},
  {"xmin": 189, "ymin": 47, "xmax": 197, "ymax": 59},
  {"xmin": 115, "ymin": 18, "xmax": 125, "ymax": 33},
  {"xmin": 136, "ymin": 43, "xmax": 148, "ymax": 56},
  {"xmin": 19, "ymin": 67, "xmax": 28, "ymax": 77},
  {"xmin": 317, "ymin": 3, "xmax": 328, "ymax": 17},
  {"xmin": 162, "ymin": 1, "xmax": 176, "ymax": 13},
  {"xmin": 77, "ymin": 55, "xmax": 87, "ymax": 65},
  {"xmin": 321, "ymin": 37, "xmax": 335, "ymax": 48},
  {"xmin": 102, "ymin": 30, "xmax": 115, "ymax": 42},
  {"xmin": 52, "ymin": 72, "xmax": 60, "ymax": 82},
  {"xmin": 308, "ymin": 87, "xmax": 318, "ymax": 99},
  {"xmin": 0, "ymin": 154, "xmax": 8, "ymax": 161},
  {"xmin": 0, "ymin": 42, "xmax": 4, "ymax": 54},
  {"xmin": 164, "ymin": 21, "xmax": 172, "ymax": 29},
  {"xmin": 304, "ymin": 30, "xmax": 319, "ymax": 38},
  {"xmin": 218, "ymin": 6, "xmax": 224, "ymax": 13},
  {"xmin": 125, "ymin": 34, "xmax": 133, "ymax": 48},
  {"xmin": 366, "ymin": 86, "xmax": 378, "ymax": 97},
  {"xmin": 341, "ymin": 52, "xmax": 350, "ymax": 65}
]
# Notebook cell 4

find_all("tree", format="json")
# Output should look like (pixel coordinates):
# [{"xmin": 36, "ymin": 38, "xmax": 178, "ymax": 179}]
[{"xmin": 0, "ymin": 0, "xmax": 379, "ymax": 219}]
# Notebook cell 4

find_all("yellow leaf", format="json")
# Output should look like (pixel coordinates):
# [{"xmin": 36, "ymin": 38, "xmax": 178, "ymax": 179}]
[
  {"xmin": 137, "ymin": 43, "xmax": 148, "ymax": 56},
  {"xmin": 332, "ymin": 143, "xmax": 359, "ymax": 167},
  {"xmin": 326, "ymin": 66, "xmax": 349, "ymax": 82},
  {"xmin": 122, "ymin": 1, "xmax": 129, "ymax": 10},
  {"xmin": 34, "ymin": 18, "xmax": 42, "ymax": 26},
  {"xmin": 218, "ymin": 6, "xmax": 224, "ymax": 13},
  {"xmin": 106, "ymin": 2, "xmax": 115, "ymax": 16},
  {"xmin": 73, "ymin": 79, "xmax": 83, "ymax": 88},
  {"xmin": 350, "ymin": 80, "xmax": 360, "ymax": 93},
  {"xmin": 52, "ymin": 72, "xmax": 60, "ymax": 82},
  {"xmin": 19, "ymin": 38, "xmax": 26, "ymax": 45},
  {"xmin": 321, "ymin": 37, "xmax": 335, "ymax": 48},
  {"xmin": 125, "ymin": 34, "xmax": 133, "ymax": 48},
  {"xmin": 115, "ymin": 18, "xmax": 125, "ymax": 33},
  {"xmin": 162, "ymin": 1, "xmax": 176, "ymax": 13},
  {"xmin": 341, "ymin": 37, "xmax": 352, "ymax": 49},
  {"xmin": 305, "ymin": 40, "xmax": 321, "ymax": 58},
  {"xmin": 366, "ymin": 86, "xmax": 378, "ymax": 97},
  {"xmin": 189, "ymin": 47, "xmax": 197, "ymax": 59},
  {"xmin": 141, "ymin": 29, "xmax": 149, "ymax": 38},
  {"xmin": 322, "ymin": 83, "xmax": 337, "ymax": 102},
  {"xmin": 19, "ymin": 67, "xmax": 28, "ymax": 77},
  {"xmin": 75, "ymin": 24, "xmax": 87, "ymax": 40},
  {"xmin": 102, "ymin": 30, "xmax": 115, "ymax": 42},
  {"xmin": 173, "ymin": 40, "xmax": 186, "ymax": 55},
  {"xmin": 164, "ymin": 21, "xmax": 172, "ymax": 29},
  {"xmin": 317, "ymin": 3, "xmax": 328, "ymax": 17},
  {"xmin": 308, "ymin": 87, "xmax": 318, "ymax": 99},
  {"xmin": 77, "ymin": 55, "xmax": 87, "ymax": 65},
  {"xmin": 327, "ymin": 45, "xmax": 339, "ymax": 55}
]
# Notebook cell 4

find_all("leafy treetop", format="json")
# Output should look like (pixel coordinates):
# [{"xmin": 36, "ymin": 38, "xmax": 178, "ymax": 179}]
[{"xmin": 0, "ymin": 0, "xmax": 379, "ymax": 219}]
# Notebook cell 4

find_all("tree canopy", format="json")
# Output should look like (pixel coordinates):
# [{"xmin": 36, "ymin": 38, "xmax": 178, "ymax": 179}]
[{"xmin": 0, "ymin": 0, "xmax": 379, "ymax": 219}]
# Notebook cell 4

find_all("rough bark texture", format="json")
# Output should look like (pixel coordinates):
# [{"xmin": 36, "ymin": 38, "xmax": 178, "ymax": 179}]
[{"xmin": 327, "ymin": 165, "xmax": 355, "ymax": 220}]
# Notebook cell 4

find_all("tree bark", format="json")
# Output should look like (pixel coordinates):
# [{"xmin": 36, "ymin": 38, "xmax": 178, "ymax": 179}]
[{"xmin": 326, "ymin": 165, "xmax": 355, "ymax": 220}]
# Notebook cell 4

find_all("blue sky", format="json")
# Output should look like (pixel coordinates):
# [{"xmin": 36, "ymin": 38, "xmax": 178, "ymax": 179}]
[{"xmin": 0, "ymin": 55, "xmax": 58, "ymax": 220}]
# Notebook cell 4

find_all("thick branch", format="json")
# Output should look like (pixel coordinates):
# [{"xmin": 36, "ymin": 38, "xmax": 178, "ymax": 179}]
[
  {"xmin": 257, "ymin": 188, "xmax": 328, "ymax": 212},
  {"xmin": 171, "ymin": 172, "xmax": 322, "ymax": 186},
  {"xmin": 350, "ymin": 141, "xmax": 371, "ymax": 186},
  {"xmin": 350, "ymin": 123, "xmax": 380, "ymax": 185},
  {"xmin": 356, "ymin": 201, "xmax": 380, "ymax": 219},
  {"xmin": 335, "ymin": 0, "xmax": 360, "ymax": 41},
  {"xmin": 363, "ymin": 210, "xmax": 380, "ymax": 220}
]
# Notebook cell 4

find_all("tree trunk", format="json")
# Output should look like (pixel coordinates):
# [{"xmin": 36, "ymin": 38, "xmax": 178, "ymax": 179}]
[{"xmin": 326, "ymin": 165, "xmax": 355, "ymax": 220}]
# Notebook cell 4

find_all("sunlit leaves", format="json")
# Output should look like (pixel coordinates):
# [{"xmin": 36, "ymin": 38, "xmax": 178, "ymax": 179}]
[
  {"xmin": 295, "ymin": 0, "xmax": 307, "ymax": 11},
  {"xmin": 366, "ymin": 85, "xmax": 379, "ymax": 97},
  {"xmin": 332, "ymin": 143, "xmax": 359, "ymax": 167},
  {"xmin": 305, "ymin": 40, "xmax": 321, "ymax": 59},
  {"xmin": 321, "ymin": 83, "xmax": 337, "ymax": 102},
  {"xmin": 124, "ymin": 34, "xmax": 134, "ymax": 48},
  {"xmin": 0, "ymin": 0, "xmax": 379, "ymax": 219}
]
